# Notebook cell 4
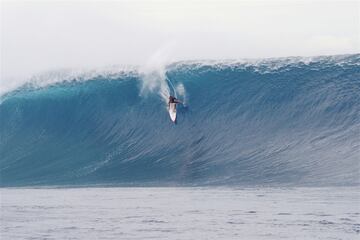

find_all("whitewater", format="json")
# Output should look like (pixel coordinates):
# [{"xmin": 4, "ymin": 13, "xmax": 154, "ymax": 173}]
[{"xmin": 1, "ymin": 54, "xmax": 359, "ymax": 239}]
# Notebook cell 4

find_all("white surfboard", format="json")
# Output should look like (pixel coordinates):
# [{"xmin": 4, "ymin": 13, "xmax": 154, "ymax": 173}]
[{"xmin": 168, "ymin": 103, "xmax": 177, "ymax": 123}]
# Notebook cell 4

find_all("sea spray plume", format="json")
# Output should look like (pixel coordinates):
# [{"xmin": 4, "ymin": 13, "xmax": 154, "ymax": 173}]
[
  {"xmin": 139, "ymin": 64, "xmax": 169, "ymax": 103},
  {"xmin": 139, "ymin": 45, "xmax": 179, "ymax": 103}
]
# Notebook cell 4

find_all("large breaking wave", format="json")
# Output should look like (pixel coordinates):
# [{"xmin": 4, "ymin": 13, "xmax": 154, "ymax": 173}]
[{"xmin": 1, "ymin": 54, "xmax": 359, "ymax": 187}]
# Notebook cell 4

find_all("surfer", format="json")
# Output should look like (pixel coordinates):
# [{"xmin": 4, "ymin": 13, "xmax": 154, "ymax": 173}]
[
  {"xmin": 168, "ymin": 96, "xmax": 182, "ymax": 123},
  {"xmin": 168, "ymin": 96, "xmax": 182, "ymax": 107}
]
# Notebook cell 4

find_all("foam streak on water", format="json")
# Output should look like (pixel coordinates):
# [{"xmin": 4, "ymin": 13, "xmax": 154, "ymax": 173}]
[{"xmin": 1, "ymin": 187, "xmax": 359, "ymax": 239}]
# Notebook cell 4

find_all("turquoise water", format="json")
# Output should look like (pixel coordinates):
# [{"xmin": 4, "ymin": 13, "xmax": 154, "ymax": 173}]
[{"xmin": 1, "ymin": 54, "xmax": 359, "ymax": 187}]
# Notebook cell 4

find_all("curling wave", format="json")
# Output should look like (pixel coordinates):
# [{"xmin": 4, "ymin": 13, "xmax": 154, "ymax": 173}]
[{"xmin": 1, "ymin": 54, "xmax": 359, "ymax": 186}]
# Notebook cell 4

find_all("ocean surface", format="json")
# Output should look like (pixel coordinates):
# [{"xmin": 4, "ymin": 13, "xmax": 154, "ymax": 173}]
[{"xmin": 1, "ymin": 187, "xmax": 359, "ymax": 240}]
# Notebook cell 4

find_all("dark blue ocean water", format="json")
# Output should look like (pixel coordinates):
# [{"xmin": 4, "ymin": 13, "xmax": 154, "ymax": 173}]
[{"xmin": 1, "ymin": 54, "xmax": 359, "ymax": 186}]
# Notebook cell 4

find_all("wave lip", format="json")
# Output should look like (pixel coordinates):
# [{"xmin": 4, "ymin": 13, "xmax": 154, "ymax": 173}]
[{"xmin": 1, "ymin": 54, "xmax": 359, "ymax": 187}]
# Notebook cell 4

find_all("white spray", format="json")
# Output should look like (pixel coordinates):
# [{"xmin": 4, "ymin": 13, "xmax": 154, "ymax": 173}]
[{"xmin": 139, "ymin": 43, "xmax": 185, "ymax": 105}]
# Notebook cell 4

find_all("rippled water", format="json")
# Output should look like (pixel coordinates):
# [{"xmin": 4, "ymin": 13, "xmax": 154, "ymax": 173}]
[{"xmin": 1, "ymin": 187, "xmax": 359, "ymax": 239}]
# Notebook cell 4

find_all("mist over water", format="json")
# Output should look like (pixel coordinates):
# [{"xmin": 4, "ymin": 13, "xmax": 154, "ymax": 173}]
[{"xmin": 0, "ymin": 54, "xmax": 359, "ymax": 187}]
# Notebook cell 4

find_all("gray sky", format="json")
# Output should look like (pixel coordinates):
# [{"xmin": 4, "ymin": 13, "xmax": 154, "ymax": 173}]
[{"xmin": 1, "ymin": 0, "xmax": 359, "ymax": 81}]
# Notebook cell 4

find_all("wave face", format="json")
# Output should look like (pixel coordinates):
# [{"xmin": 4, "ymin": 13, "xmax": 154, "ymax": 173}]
[{"xmin": 1, "ymin": 54, "xmax": 359, "ymax": 187}]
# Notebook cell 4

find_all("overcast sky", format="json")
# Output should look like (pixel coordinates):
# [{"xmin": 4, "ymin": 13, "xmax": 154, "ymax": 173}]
[{"xmin": 1, "ymin": 0, "xmax": 359, "ymax": 80}]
